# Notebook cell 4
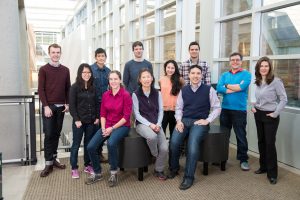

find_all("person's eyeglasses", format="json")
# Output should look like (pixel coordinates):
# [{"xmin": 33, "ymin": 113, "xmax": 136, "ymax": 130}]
[
  {"xmin": 230, "ymin": 59, "xmax": 241, "ymax": 62},
  {"xmin": 82, "ymin": 72, "xmax": 91, "ymax": 74}
]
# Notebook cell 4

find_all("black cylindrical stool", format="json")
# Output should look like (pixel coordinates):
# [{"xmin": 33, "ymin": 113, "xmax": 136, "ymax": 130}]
[
  {"xmin": 118, "ymin": 128, "xmax": 152, "ymax": 181},
  {"xmin": 199, "ymin": 125, "xmax": 230, "ymax": 175}
]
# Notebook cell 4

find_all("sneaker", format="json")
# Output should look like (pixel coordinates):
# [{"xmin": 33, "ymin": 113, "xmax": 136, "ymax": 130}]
[
  {"xmin": 71, "ymin": 169, "xmax": 79, "ymax": 179},
  {"xmin": 84, "ymin": 165, "xmax": 95, "ymax": 175},
  {"xmin": 85, "ymin": 173, "xmax": 103, "ymax": 185},
  {"xmin": 108, "ymin": 173, "xmax": 118, "ymax": 187},
  {"xmin": 154, "ymin": 170, "xmax": 167, "ymax": 180},
  {"xmin": 240, "ymin": 161, "xmax": 250, "ymax": 171}
]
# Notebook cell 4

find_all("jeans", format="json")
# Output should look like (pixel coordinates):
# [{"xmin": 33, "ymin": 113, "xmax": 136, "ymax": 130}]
[
  {"xmin": 170, "ymin": 118, "xmax": 209, "ymax": 182},
  {"xmin": 254, "ymin": 109, "xmax": 280, "ymax": 178},
  {"xmin": 70, "ymin": 121, "xmax": 95, "ymax": 169},
  {"xmin": 220, "ymin": 109, "xmax": 248, "ymax": 162},
  {"xmin": 42, "ymin": 105, "xmax": 65, "ymax": 165},
  {"xmin": 87, "ymin": 126, "xmax": 130, "ymax": 174}
]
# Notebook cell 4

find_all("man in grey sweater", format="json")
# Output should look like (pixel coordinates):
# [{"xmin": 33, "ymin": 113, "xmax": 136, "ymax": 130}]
[{"xmin": 123, "ymin": 41, "xmax": 153, "ymax": 94}]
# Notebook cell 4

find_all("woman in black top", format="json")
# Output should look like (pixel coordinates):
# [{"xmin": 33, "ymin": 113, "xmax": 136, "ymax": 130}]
[{"xmin": 69, "ymin": 63, "xmax": 99, "ymax": 179}]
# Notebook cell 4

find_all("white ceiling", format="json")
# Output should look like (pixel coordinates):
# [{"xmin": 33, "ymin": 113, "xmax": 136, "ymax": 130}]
[{"xmin": 24, "ymin": 0, "xmax": 84, "ymax": 32}]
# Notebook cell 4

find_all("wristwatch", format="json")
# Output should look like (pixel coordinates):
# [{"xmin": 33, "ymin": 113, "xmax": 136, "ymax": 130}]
[{"xmin": 225, "ymin": 84, "xmax": 228, "ymax": 89}]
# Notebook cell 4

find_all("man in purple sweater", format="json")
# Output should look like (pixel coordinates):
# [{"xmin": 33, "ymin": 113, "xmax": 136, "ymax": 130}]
[{"xmin": 38, "ymin": 43, "xmax": 71, "ymax": 177}]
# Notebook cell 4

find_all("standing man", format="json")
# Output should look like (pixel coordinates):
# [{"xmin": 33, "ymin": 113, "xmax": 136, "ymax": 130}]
[
  {"xmin": 168, "ymin": 65, "xmax": 221, "ymax": 190},
  {"xmin": 216, "ymin": 52, "xmax": 251, "ymax": 171},
  {"xmin": 38, "ymin": 43, "xmax": 71, "ymax": 177},
  {"xmin": 180, "ymin": 41, "xmax": 211, "ymax": 85},
  {"xmin": 123, "ymin": 41, "xmax": 153, "ymax": 94},
  {"xmin": 91, "ymin": 48, "xmax": 111, "ymax": 162}
]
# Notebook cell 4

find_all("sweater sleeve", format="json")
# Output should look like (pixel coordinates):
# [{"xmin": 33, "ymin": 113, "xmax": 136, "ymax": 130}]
[
  {"xmin": 216, "ymin": 73, "xmax": 227, "ymax": 94},
  {"xmin": 38, "ymin": 67, "xmax": 48, "ymax": 106},
  {"xmin": 273, "ymin": 78, "xmax": 288, "ymax": 117},
  {"xmin": 65, "ymin": 68, "xmax": 71, "ymax": 104},
  {"xmin": 157, "ymin": 92, "xmax": 164, "ymax": 127},
  {"xmin": 239, "ymin": 71, "xmax": 251, "ymax": 91},
  {"xmin": 123, "ymin": 63, "xmax": 130, "ymax": 88}
]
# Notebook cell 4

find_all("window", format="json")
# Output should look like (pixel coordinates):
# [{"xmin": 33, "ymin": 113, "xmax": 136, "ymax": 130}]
[
  {"xmin": 131, "ymin": 20, "xmax": 139, "ymax": 40},
  {"xmin": 131, "ymin": 0, "xmax": 139, "ymax": 19},
  {"xmin": 144, "ymin": 38, "xmax": 155, "ymax": 61},
  {"xmin": 196, "ymin": 0, "xmax": 200, "ymax": 24},
  {"xmin": 120, "ymin": 6, "xmax": 125, "ymax": 25},
  {"xmin": 222, "ymin": 0, "xmax": 252, "ymax": 16},
  {"xmin": 161, "ymin": 33, "xmax": 176, "ymax": 61},
  {"xmin": 220, "ymin": 16, "xmax": 252, "ymax": 57},
  {"xmin": 260, "ymin": 5, "xmax": 300, "ymax": 55},
  {"xmin": 271, "ymin": 59, "xmax": 300, "ymax": 107},
  {"xmin": 160, "ymin": 4, "xmax": 176, "ymax": 32},
  {"xmin": 144, "ymin": 0, "xmax": 155, "ymax": 12},
  {"xmin": 145, "ymin": 14, "xmax": 155, "ymax": 37}
]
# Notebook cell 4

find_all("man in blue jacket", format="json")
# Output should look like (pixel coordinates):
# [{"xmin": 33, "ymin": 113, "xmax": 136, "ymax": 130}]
[{"xmin": 217, "ymin": 52, "xmax": 251, "ymax": 171}]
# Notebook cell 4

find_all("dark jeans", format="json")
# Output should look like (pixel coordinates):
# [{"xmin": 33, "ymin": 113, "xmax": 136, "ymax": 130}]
[
  {"xmin": 70, "ymin": 121, "xmax": 95, "ymax": 169},
  {"xmin": 42, "ymin": 105, "xmax": 65, "ymax": 164},
  {"xmin": 170, "ymin": 118, "xmax": 209, "ymax": 182},
  {"xmin": 87, "ymin": 126, "xmax": 130, "ymax": 174},
  {"xmin": 220, "ymin": 109, "xmax": 249, "ymax": 162},
  {"xmin": 162, "ymin": 111, "xmax": 176, "ymax": 136},
  {"xmin": 254, "ymin": 109, "xmax": 280, "ymax": 178}
]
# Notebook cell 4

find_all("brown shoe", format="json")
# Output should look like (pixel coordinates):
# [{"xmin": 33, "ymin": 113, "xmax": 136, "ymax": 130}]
[
  {"xmin": 53, "ymin": 159, "xmax": 66, "ymax": 169},
  {"xmin": 100, "ymin": 153, "xmax": 108, "ymax": 163},
  {"xmin": 40, "ymin": 165, "xmax": 53, "ymax": 177}
]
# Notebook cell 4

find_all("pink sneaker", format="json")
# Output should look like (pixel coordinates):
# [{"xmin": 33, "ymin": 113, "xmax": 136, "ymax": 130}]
[
  {"xmin": 71, "ymin": 169, "xmax": 79, "ymax": 179},
  {"xmin": 84, "ymin": 165, "xmax": 95, "ymax": 175}
]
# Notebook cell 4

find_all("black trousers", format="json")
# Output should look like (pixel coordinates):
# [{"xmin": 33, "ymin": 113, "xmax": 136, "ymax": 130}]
[
  {"xmin": 162, "ymin": 110, "xmax": 176, "ymax": 136},
  {"xmin": 254, "ymin": 109, "xmax": 280, "ymax": 178},
  {"xmin": 42, "ymin": 105, "xmax": 65, "ymax": 163}
]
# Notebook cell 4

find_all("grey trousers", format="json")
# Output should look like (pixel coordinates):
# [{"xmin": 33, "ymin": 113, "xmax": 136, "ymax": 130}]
[{"xmin": 136, "ymin": 124, "xmax": 168, "ymax": 172}]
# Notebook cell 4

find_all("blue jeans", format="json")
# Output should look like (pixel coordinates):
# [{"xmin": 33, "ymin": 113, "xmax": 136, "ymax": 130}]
[
  {"xmin": 220, "ymin": 109, "xmax": 248, "ymax": 162},
  {"xmin": 170, "ymin": 118, "xmax": 209, "ymax": 182},
  {"xmin": 87, "ymin": 126, "xmax": 130, "ymax": 173},
  {"xmin": 70, "ymin": 121, "xmax": 95, "ymax": 169}
]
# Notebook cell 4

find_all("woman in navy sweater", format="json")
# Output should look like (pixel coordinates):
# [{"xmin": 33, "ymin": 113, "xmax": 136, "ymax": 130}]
[{"xmin": 132, "ymin": 68, "xmax": 168, "ymax": 180}]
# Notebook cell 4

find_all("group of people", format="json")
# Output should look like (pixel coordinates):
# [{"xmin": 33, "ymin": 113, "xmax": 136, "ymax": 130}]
[{"xmin": 38, "ymin": 41, "xmax": 287, "ymax": 191}]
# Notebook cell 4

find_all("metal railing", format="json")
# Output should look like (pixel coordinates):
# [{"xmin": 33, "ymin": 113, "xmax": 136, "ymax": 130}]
[{"xmin": 0, "ymin": 95, "xmax": 37, "ymax": 165}]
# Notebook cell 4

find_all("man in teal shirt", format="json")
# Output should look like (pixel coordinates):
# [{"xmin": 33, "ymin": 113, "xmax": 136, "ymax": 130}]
[{"xmin": 217, "ymin": 52, "xmax": 251, "ymax": 171}]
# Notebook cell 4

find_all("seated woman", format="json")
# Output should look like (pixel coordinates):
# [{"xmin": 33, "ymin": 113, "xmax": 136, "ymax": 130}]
[
  {"xmin": 69, "ymin": 63, "xmax": 99, "ymax": 179},
  {"xmin": 132, "ymin": 68, "xmax": 168, "ymax": 180},
  {"xmin": 85, "ymin": 70, "xmax": 132, "ymax": 187}
]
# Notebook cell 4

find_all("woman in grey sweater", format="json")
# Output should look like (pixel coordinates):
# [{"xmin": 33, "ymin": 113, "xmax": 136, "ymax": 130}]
[{"xmin": 251, "ymin": 57, "xmax": 287, "ymax": 185}]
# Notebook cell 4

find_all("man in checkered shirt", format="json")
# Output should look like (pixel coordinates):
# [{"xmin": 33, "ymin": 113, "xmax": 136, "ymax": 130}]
[{"xmin": 179, "ymin": 41, "xmax": 211, "ymax": 85}]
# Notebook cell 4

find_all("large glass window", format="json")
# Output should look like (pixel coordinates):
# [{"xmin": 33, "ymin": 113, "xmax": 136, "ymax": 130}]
[
  {"xmin": 144, "ymin": 0, "xmax": 155, "ymax": 12},
  {"xmin": 131, "ymin": 20, "xmax": 140, "ymax": 40},
  {"xmin": 145, "ymin": 14, "xmax": 155, "ymax": 37},
  {"xmin": 143, "ymin": 38, "xmax": 155, "ymax": 61},
  {"xmin": 260, "ymin": 5, "xmax": 300, "ymax": 55},
  {"xmin": 271, "ymin": 59, "xmax": 300, "ymax": 107},
  {"xmin": 161, "ymin": 0, "xmax": 174, "ymax": 5},
  {"xmin": 220, "ymin": 16, "xmax": 252, "ymax": 57},
  {"xmin": 161, "ymin": 33, "xmax": 176, "ymax": 60},
  {"xmin": 160, "ymin": 4, "xmax": 176, "ymax": 32},
  {"xmin": 131, "ymin": 0, "xmax": 139, "ymax": 19},
  {"xmin": 222, "ymin": 0, "xmax": 252, "ymax": 16},
  {"xmin": 196, "ymin": 0, "xmax": 200, "ymax": 24},
  {"xmin": 120, "ymin": 7, "xmax": 125, "ymax": 25}
]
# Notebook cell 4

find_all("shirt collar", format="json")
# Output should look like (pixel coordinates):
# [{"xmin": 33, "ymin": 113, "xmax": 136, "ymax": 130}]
[
  {"xmin": 109, "ymin": 87, "xmax": 123, "ymax": 96},
  {"xmin": 229, "ymin": 67, "xmax": 243, "ymax": 74},
  {"xmin": 190, "ymin": 82, "xmax": 201, "ymax": 90}
]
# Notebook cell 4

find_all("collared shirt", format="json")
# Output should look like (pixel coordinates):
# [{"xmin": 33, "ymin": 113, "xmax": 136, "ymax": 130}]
[
  {"xmin": 101, "ymin": 87, "xmax": 132, "ymax": 128},
  {"xmin": 175, "ymin": 83, "xmax": 221, "ymax": 123},
  {"xmin": 91, "ymin": 63, "xmax": 111, "ymax": 102},
  {"xmin": 229, "ymin": 67, "xmax": 243, "ymax": 74},
  {"xmin": 254, "ymin": 77, "xmax": 287, "ymax": 117},
  {"xmin": 179, "ymin": 58, "xmax": 211, "ymax": 85}
]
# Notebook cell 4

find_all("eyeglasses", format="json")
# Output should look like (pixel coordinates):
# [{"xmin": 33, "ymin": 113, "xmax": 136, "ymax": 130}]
[
  {"xmin": 82, "ymin": 72, "xmax": 91, "ymax": 74},
  {"xmin": 230, "ymin": 59, "xmax": 241, "ymax": 62}
]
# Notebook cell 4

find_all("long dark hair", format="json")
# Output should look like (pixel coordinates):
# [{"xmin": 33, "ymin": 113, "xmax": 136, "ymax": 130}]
[
  {"xmin": 164, "ymin": 60, "xmax": 182, "ymax": 96},
  {"xmin": 137, "ymin": 68, "xmax": 155, "ymax": 88},
  {"xmin": 76, "ymin": 63, "xmax": 94, "ymax": 91},
  {"xmin": 254, "ymin": 56, "xmax": 274, "ymax": 86}
]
